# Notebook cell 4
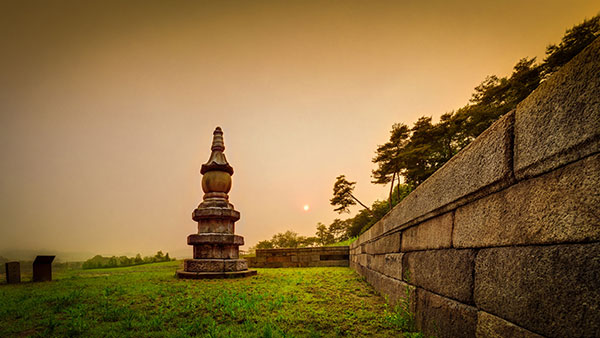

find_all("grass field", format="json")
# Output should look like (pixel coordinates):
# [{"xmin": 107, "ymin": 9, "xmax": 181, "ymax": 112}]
[{"xmin": 0, "ymin": 261, "xmax": 421, "ymax": 337}]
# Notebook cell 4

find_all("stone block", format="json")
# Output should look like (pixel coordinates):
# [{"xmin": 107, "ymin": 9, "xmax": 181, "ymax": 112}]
[
  {"xmin": 370, "ymin": 254, "xmax": 385, "ymax": 274},
  {"xmin": 184, "ymin": 259, "xmax": 224, "ymax": 272},
  {"xmin": 194, "ymin": 244, "xmax": 238, "ymax": 259},
  {"xmin": 224, "ymin": 259, "xmax": 247, "ymax": 272},
  {"xmin": 476, "ymin": 311, "xmax": 544, "ymax": 338},
  {"xmin": 357, "ymin": 254, "xmax": 369, "ymax": 267},
  {"xmin": 383, "ymin": 253, "xmax": 403, "ymax": 280},
  {"xmin": 266, "ymin": 255, "xmax": 291, "ymax": 263},
  {"xmin": 188, "ymin": 233, "xmax": 244, "ymax": 245},
  {"xmin": 474, "ymin": 243, "xmax": 600, "ymax": 338},
  {"xmin": 5, "ymin": 262, "xmax": 20, "ymax": 284},
  {"xmin": 416, "ymin": 288, "xmax": 477, "ymax": 338},
  {"xmin": 514, "ymin": 38, "xmax": 600, "ymax": 179},
  {"xmin": 403, "ymin": 249, "xmax": 476, "ymax": 304},
  {"xmin": 363, "ymin": 266, "xmax": 415, "ymax": 307},
  {"xmin": 364, "ymin": 233, "xmax": 400, "ymax": 255},
  {"xmin": 454, "ymin": 153, "xmax": 600, "ymax": 248},
  {"xmin": 379, "ymin": 112, "xmax": 514, "ymax": 234},
  {"xmin": 401, "ymin": 212, "xmax": 453, "ymax": 251}
]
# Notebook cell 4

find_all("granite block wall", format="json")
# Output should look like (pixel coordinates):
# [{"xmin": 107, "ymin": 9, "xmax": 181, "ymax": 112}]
[
  {"xmin": 247, "ymin": 246, "xmax": 349, "ymax": 268},
  {"xmin": 350, "ymin": 38, "xmax": 600, "ymax": 338}
]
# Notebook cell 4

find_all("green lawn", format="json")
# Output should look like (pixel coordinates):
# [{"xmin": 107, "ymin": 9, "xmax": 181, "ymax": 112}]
[{"xmin": 0, "ymin": 261, "xmax": 419, "ymax": 337}]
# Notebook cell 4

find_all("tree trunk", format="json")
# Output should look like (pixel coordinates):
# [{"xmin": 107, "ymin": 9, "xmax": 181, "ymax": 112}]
[
  {"xmin": 350, "ymin": 193, "xmax": 371, "ymax": 212},
  {"xmin": 389, "ymin": 172, "xmax": 396, "ymax": 211},
  {"xmin": 396, "ymin": 172, "xmax": 401, "ymax": 201}
]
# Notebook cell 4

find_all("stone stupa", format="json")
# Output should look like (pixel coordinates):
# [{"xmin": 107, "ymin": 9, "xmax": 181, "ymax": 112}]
[{"xmin": 176, "ymin": 127, "xmax": 256, "ymax": 279}]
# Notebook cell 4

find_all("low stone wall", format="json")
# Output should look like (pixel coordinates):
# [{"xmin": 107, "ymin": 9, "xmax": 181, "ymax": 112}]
[
  {"xmin": 247, "ymin": 246, "xmax": 349, "ymax": 268},
  {"xmin": 350, "ymin": 38, "xmax": 600, "ymax": 338}
]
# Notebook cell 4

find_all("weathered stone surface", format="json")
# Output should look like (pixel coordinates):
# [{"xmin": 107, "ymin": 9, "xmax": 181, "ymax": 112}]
[
  {"xmin": 378, "ymin": 112, "xmax": 514, "ymax": 234},
  {"xmin": 383, "ymin": 253, "xmax": 403, "ymax": 280},
  {"xmin": 248, "ymin": 246, "xmax": 350, "ymax": 268},
  {"xmin": 188, "ymin": 233, "xmax": 244, "ymax": 245},
  {"xmin": 266, "ymin": 255, "xmax": 291, "ymax": 263},
  {"xmin": 370, "ymin": 254, "xmax": 385, "ymax": 274},
  {"xmin": 404, "ymin": 249, "xmax": 476, "ymax": 304},
  {"xmin": 357, "ymin": 254, "xmax": 369, "ymax": 267},
  {"xmin": 362, "ymin": 266, "xmax": 415, "ymax": 307},
  {"xmin": 176, "ymin": 269, "xmax": 257, "ymax": 279},
  {"xmin": 401, "ymin": 212, "xmax": 453, "ymax": 251},
  {"xmin": 476, "ymin": 311, "xmax": 544, "ymax": 338},
  {"xmin": 364, "ymin": 233, "xmax": 400, "ymax": 254},
  {"xmin": 454, "ymin": 153, "xmax": 600, "ymax": 248},
  {"xmin": 5, "ymin": 262, "xmax": 20, "ymax": 284},
  {"xmin": 224, "ymin": 259, "xmax": 247, "ymax": 272},
  {"xmin": 416, "ymin": 288, "xmax": 477, "ymax": 338},
  {"xmin": 474, "ymin": 243, "xmax": 600, "ymax": 338},
  {"xmin": 193, "ymin": 244, "xmax": 238, "ymax": 259},
  {"xmin": 184, "ymin": 259, "xmax": 224, "ymax": 272},
  {"xmin": 514, "ymin": 38, "xmax": 600, "ymax": 179},
  {"xmin": 185, "ymin": 258, "xmax": 249, "ymax": 272}
]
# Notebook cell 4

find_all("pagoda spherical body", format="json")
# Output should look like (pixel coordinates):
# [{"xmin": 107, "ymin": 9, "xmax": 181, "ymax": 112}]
[{"xmin": 202, "ymin": 170, "xmax": 232, "ymax": 194}]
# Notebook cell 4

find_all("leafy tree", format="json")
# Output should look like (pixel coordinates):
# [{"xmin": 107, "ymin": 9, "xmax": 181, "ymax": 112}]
[
  {"xmin": 330, "ymin": 175, "xmax": 370, "ymax": 213},
  {"xmin": 543, "ymin": 15, "xmax": 600, "ymax": 77},
  {"xmin": 315, "ymin": 222, "xmax": 335, "ymax": 245},
  {"xmin": 372, "ymin": 123, "xmax": 411, "ymax": 209},
  {"xmin": 255, "ymin": 240, "xmax": 275, "ymax": 249}
]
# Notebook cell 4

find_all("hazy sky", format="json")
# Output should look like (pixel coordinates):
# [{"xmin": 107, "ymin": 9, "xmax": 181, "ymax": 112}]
[{"xmin": 1, "ymin": 1, "xmax": 598, "ymax": 259}]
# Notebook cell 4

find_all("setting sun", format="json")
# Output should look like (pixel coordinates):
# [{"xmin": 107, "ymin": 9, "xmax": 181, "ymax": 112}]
[{"xmin": 303, "ymin": 205, "xmax": 310, "ymax": 211}]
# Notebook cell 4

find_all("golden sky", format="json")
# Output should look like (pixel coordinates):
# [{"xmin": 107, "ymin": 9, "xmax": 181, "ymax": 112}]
[{"xmin": 0, "ymin": 1, "xmax": 598, "ymax": 259}]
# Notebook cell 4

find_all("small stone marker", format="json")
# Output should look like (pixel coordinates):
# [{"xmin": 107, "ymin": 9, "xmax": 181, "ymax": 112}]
[
  {"xmin": 33, "ymin": 255, "xmax": 55, "ymax": 282},
  {"xmin": 176, "ymin": 127, "xmax": 256, "ymax": 279},
  {"xmin": 5, "ymin": 262, "xmax": 21, "ymax": 284}
]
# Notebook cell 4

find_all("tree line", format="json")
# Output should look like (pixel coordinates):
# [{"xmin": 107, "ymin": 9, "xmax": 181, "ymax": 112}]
[
  {"xmin": 82, "ymin": 251, "xmax": 174, "ymax": 269},
  {"xmin": 252, "ymin": 15, "xmax": 599, "ymax": 249}
]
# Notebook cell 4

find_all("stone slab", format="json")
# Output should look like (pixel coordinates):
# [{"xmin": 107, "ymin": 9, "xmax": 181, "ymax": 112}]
[
  {"xmin": 184, "ymin": 258, "xmax": 249, "ymax": 272},
  {"xmin": 176, "ymin": 269, "xmax": 256, "ymax": 279},
  {"xmin": 193, "ymin": 244, "xmax": 238, "ymax": 259},
  {"xmin": 370, "ymin": 254, "xmax": 385, "ymax": 274},
  {"xmin": 357, "ymin": 254, "xmax": 369, "ymax": 267},
  {"xmin": 403, "ymin": 249, "xmax": 476, "ymax": 304},
  {"xmin": 474, "ymin": 243, "xmax": 600, "ymax": 338},
  {"xmin": 401, "ymin": 212, "xmax": 453, "ymax": 251},
  {"xmin": 378, "ymin": 111, "xmax": 514, "ymax": 234},
  {"xmin": 454, "ymin": 153, "xmax": 600, "ymax": 248},
  {"xmin": 514, "ymin": 37, "xmax": 600, "ymax": 179},
  {"xmin": 383, "ymin": 253, "xmax": 403, "ymax": 280},
  {"xmin": 362, "ymin": 266, "xmax": 415, "ymax": 307},
  {"xmin": 364, "ymin": 233, "xmax": 400, "ymax": 255},
  {"xmin": 266, "ymin": 255, "xmax": 291, "ymax": 263},
  {"xmin": 476, "ymin": 311, "xmax": 544, "ymax": 338},
  {"xmin": 188, "ymin": 233, "xmax": 244, "ymax": 245},
  {"xmin": 5, "ymin": 262, "xmax": 20, "ymax": 284},
  {"xmin": 416, "ymin": 288, "xmax": 477, "ymax": 338}
]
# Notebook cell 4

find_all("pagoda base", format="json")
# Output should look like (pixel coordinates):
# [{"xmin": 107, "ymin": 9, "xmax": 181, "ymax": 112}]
[{"xmin": 176, "ymin": 269, "xmax": 257, "ymax": 279}]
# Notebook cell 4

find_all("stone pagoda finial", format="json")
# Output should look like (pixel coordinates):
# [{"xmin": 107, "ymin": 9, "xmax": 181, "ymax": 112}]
[
  {"xmin": 201, "ymin": 127, "xmax": 233, "ymax": 175},
  {"xmin": 177, "ymin": 126, "xmax": 256, "ymax": 279}
]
